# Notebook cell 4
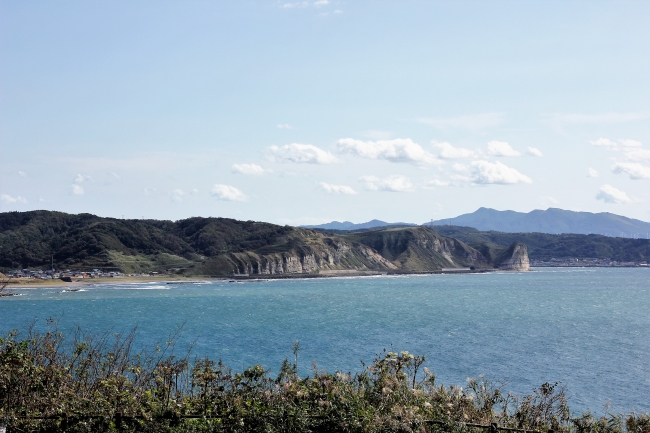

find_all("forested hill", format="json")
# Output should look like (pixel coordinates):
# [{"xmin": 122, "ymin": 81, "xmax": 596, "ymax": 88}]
[
  {"xmin": 432, "ymin": 225, "xmax": 650, "ymax": 261},
  {"xmin": 1, "ymin": 211, "xmax": 521, "ymax": 275}
]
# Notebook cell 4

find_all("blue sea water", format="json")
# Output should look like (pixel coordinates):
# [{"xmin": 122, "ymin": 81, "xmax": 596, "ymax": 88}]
[{"xmin": 1, "ymin": 267, "xmax": 648, "ymax": 414}]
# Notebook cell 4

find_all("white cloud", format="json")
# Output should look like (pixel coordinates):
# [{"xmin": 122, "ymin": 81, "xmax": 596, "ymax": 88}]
[
  {"xmin": 74, "ymin": 173, "xmax": 92, "ymax": 183},
  {"xmin": 360, "ymin": 175, "xmax": 414, "ymax": 192},
  {"xmin": 452, "ymin": 163, "xmax": 469, "ymax": 172},
  {"xmin": 624, "ymin": 148, "xmax": 650, "ymax": 162},
  {"xmin": 313, "ymin": 0, "xmax": 329, "ymax": 6},
  {"xmin": 70, "ymin": 184, "xmax": 84, "ymax": 195},
  {"xmin": 418, "ymin": 113, "xmax": 504, "ymax": 129},
  {"xmin": 587, "ymin": 168, "xmax": 599, "ymax": 178},
  {"xmin": 318, "ymin": 182, "xmax": 357, "ymax": 195},
  {"xmin": 18, "ymin": 171, "xmax": 26, "ymax": 178},
  {"xmin": 423, "ymin": 179, "xmax": 450, "ymax": 189},
  {"xmin": 595, "ymin": 184, "xmax": 632, "ymax": 204},
  {"xmin": 470, "ymin": 160, "xmax": 532, "ymax": 185},
  {"xmin": 277, "ymin": 124, "xmax": 294, "ymax": 129},
  {"xmin": 527, "ymin": 147, "xmax": 543, "ymax": 157},
  {"xmin": 612, "ymin": 162, "xmax": 650, "ymax": 180},
  {"xmin": 110, "ymin": 172, "xmax": 121, "ymax": 180},
  {"xmin": 266, "ymin": 143, "xmax": 337, "ymax": 164},
  {"xmin": 211, "ymin": 184, "xmax": 246, "ymax": 201},
  {"xmin": 232, "ymin": 163, "xmax": 268, "ymax": 175},
  {"xmin": 431, "ymin": 141, "xmax": 480, "ymax": 159},
  {"xmin": 487, "ymin": 141, "xmax": 521, "ymax": 157},
  {"xmin": 1, "ymin": 194, "xmax": 27, "ymax": 204},
  {"xmin": 144, "ymin": 187, "xmax": 157, "ymax": 195},
  {"xmin": 336, "ymin": 138, "xmax": 440, "ymax": 165}
]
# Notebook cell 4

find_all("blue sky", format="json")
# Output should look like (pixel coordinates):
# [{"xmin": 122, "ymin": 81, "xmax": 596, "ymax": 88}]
[{"xmin": 1, "ymin": 0, "xmax": 649, "ymax": 224}]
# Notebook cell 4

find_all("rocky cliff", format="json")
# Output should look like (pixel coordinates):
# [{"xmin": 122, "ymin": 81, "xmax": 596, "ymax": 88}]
[
  {"xmin": 492, "ymin": 242, "xmax": 530, "ymax": 271},
  {"xmin": 342, "ymin": 226, "xmax": 490, "ymax": 271},
  {"xmin": 195, "ymin": 235, "xmax": 398, "ymax": 275}
]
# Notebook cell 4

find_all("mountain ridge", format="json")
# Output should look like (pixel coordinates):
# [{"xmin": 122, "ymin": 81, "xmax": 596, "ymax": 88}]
[{"xmin": 428, "ymin": 208, "xmax": 650, "ymax": 237}]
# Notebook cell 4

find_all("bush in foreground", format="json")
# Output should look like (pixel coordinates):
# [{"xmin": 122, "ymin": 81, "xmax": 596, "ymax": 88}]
[{"xmin": 0, "ymin": 325, "xmax": 648, "ymax": 433}]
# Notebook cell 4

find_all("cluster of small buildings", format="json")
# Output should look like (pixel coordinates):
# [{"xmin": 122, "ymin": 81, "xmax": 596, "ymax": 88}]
[
  {"xmin": 530, "ymin": 258, "xmax": 648, "ymax": 267},
  {"xmin": 5, "ymin": 269, "xmax": 126, "ymax": 279}
]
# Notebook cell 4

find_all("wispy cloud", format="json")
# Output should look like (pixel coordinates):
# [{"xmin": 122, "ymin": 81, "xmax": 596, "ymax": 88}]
[
  {"xmin": 470, "ymin": 160, "xmax": 532, "ymax": 185},
  {"xmin": 422, "ymin": 179, "xmax": 450, "ymax": 189},
  {"xmin": 418, "ymin": 113, "xmax": 504, "ymax": 130},
  {"xmin": 232, "ymin": 163, "xmax": 269, "ymax": 175},
  {"xmin": 266, "ymin": 143, "xmax": 338, "ymax": 164},
  {"xmin": 595, "ymin": 184, "xmax": 633, "ymax": 204},
  {"xmin": 277, "ymin": 124, "xmax": 294, "ymax": 130},
  {"xmin": 337, "ymin": 138, "xmax": 440, "ymax": 165},
  {"xmin": 211, "ymin": 184, "xmax": 246, "ymax": 201},
  {"xmin": 360, "ymin": 175, "xmax": 414, "ymax": 192},
  {"xmin": 487, "ymin": 141, "xmax": 521, "ymax": 157},
  {"xmin": 1, "ymin": 193, "xmax": 27, "ymax": 204},
  {"xmin": 587, "ymin": 168, "xmax": 599, "ymax": 178},
  {"xmin": 527, "ymin": 147, "xmax": 543, "ymax": 157},
  {"xmin": 74, "ymin": 173, "xmax": 92, "ymax": 183},
  {"xmin": 18, "ymin": 171, "xmax": 27, "ymax": 178},
  {"xmin": 319, "ymin": 182, "xmax": 357, "ymax": 195},
  {"xmin": 172, "ymin": 189, "xmax": 186, "ymax": 203},
  {"xmin": 590, "ymin": 138, "xmax": 642, "ymax": 151}
]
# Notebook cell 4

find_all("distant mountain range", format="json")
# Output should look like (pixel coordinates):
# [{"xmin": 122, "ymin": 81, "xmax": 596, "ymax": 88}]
[
  {"xmin": 428, "ymin": 208, "xmax": 650, "ymax": 238},
  {"xmin": 305, "ymin": 208, "xmax": 650, "ymax": 238},
  {"xmin": 302, "ymin": 219, "xmax": 417, "ymax": 231}
]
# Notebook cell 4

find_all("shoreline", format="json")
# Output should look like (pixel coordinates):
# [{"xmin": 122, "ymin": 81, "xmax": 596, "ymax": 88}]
[
  {"xmin": 6, "ymin": 265, "xmax": 646, "ymax": 288},
  {"xmin": 7, "ymin": 269, "xmax": 493, "ymax": 288}
]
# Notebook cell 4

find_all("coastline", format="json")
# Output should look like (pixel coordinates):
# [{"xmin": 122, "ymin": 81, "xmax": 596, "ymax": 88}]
[
  {"xmin": 7, "ymin": 265, "xmax": 645, "ymax": 289},
  {"xmin": 6, "ymin": 269, "xmax": 494, "ymax": 288}
]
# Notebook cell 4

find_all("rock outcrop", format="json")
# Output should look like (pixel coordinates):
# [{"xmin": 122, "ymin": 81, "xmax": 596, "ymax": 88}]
[{"xmin": 493, "ymin": 242, "xmax": 530, "ymax": 271}]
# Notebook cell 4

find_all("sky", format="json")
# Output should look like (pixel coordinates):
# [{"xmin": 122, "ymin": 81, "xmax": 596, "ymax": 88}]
[{"xmin": 1, "ymin": 0, "xmax": 649, "ymax": 225}]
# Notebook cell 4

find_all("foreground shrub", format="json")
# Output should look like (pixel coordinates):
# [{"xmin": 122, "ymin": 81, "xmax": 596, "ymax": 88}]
[{"xmin": 0, "ymin": 325, "xmax": 647, "ymax": 433}]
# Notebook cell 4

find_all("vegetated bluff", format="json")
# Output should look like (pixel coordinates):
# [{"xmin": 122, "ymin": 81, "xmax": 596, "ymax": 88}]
[{"xmin": 0, "ymin": 211, "xmax": 527, "ymax": 275}]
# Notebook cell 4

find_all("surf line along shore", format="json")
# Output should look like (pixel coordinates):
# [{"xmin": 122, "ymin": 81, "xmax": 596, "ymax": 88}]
[{"xmin": 4, "ymin": 267, "xmax": 506, "ymax": 289}]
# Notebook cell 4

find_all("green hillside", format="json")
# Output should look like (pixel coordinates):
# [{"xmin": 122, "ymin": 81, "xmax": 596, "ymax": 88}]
[{"xmin": 1, "ymin": 211, "xmax": 513, "ymax": 275}]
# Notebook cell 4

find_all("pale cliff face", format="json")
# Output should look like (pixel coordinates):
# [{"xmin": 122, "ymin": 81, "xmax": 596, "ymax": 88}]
[{"xmin": 496, "ymin": 243, "xmax": 530, "ymax": 271}]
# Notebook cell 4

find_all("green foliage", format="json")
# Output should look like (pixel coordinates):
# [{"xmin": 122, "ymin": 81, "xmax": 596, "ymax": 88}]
[
  {"xmin": 0, "ymin": 327, "xmax": 646, "ymax": 433},
  {"xmin": 0, "ymin": 211, "xmax": 298, "ymax": 273}
]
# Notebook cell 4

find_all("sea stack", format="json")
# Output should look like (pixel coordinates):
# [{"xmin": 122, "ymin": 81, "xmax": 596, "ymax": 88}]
[{"xmin": 495, "ymin": 242, "xmax": 530, "ymax": 271}]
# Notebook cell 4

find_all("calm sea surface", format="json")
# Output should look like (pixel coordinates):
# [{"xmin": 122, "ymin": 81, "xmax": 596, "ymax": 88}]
[{"xmin": 1, "ymin": 268, "xmax": 648, "ymax": 414}]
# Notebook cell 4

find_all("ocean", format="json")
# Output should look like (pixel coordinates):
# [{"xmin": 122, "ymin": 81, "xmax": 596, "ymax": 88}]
[{"xmin": 1, "ymin": 267, "xmax": 648, "ymax": 414}]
